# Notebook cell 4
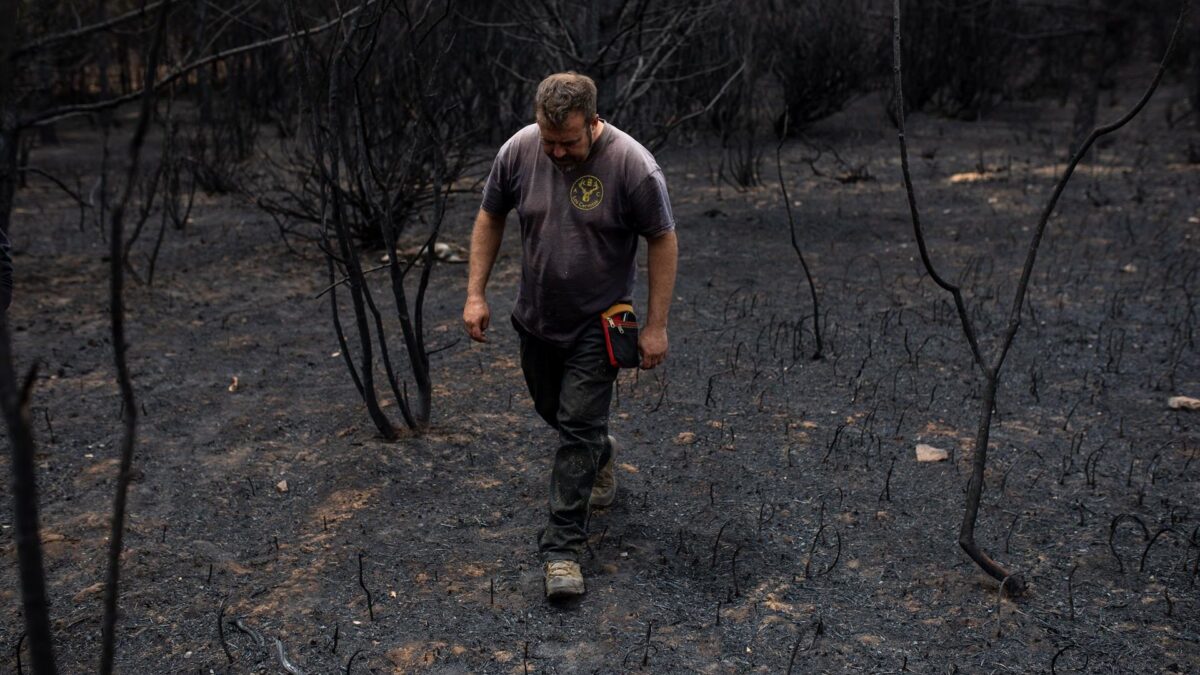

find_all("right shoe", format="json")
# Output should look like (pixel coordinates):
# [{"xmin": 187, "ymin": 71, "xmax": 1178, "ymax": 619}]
[
  {"xmin": 590, "ymin": 435, "xmax": 618, "ymax": 508},
  {"xmin": 544, "ymin": 560, "xmax": 585, "ymax": 599}
]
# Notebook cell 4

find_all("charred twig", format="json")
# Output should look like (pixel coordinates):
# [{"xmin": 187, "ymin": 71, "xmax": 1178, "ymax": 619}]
[
  {"xmin": 803, "ymin": 524, "xmax": 842, "ymax": 579},
  {"xmin": 345, "ymin": 648, "xmax": 363, "ymax": 674},
  {"xmin": 358, "ymin": 551, "xmax": 375, "ymax": 621},
  {"xmin": 100, "ymin": 7, "xmax": 169, "ymax": 673},
  {"xmin": 880, "ymin": 456, "xmax": 897, "ymax": 502},
  {"xmin": 218, "ymin": 596, "xmax": 233, "ymax": 666},
  {"xmin": 996, "ymin": 576, "xmax": 1013, "ymax": 636},
  {"xmin": 622, "ymin": 620, "xmax": 658, "ymax": 668},
  {"xmin": 1066, "ymin": 564, "xmax": 1078, "ymax": 620},
  {"xmin": 731, "ymin": 545, "xmax": 742, "ymax": 597},
  {"xmin": 776, "ymin": 109, "xmax": 823, "ymax": 359},
  {"xmin": 234, "ymin": 618, "xmax": 265, "ymax": 647},
  {"xmin": 757, "ymin": 500, "xmax": 776, "ymax": 536},
  {"xmin": 1050, "ymin": 645, "xmax": 1076, "ymax": 674},
  {"xmin": 785, "ymin": 619, "xmax": 822, "ymax": 674},
  {"xmin": 274, "ymin": 638, "xmax": 304, "ymax": 674},
  {"xmin": 1109, "ymin": 514, "xmax": 1149, "ymax": 574},
  {"xmin": 15, "ymin": 633, "xmax": 25, "ymax": 675},
  {"xmin": 1140, "ymin": 528, "xmax": 1179, "ymax": 573},
  {"xmin": 1004, "ymin": 513, "xmax": 1020, "ymax": 554},
  {"xmin": 710, "ymin": 520, "xmax": 730, "ymax": 568}
]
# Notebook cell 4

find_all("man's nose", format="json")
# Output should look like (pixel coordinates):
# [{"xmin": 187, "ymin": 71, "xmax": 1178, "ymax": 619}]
[{"xmin": 553, "ymin": 146, "xmax": 567, "ymax": 159}]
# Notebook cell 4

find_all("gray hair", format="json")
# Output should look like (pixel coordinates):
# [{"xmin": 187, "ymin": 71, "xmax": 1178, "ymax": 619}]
[{"xmin": 534, "ymin": 72, "xmax": 597, "ymax": 127}]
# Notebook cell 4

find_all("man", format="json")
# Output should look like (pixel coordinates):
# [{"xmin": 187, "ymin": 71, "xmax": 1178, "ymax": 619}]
[{"xmin": 463, "ymin": 72, "xmax": 678, "ymax": 600}]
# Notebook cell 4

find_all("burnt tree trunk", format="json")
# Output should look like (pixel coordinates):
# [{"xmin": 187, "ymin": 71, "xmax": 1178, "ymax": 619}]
[{"xmin": 0, "ymin": 0, "xmax": 58, "ymax": 670}]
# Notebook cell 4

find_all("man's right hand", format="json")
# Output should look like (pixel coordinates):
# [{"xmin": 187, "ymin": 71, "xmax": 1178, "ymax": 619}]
[{"xmin": 463, "ymin": 296, "xmax": 491, "ymax": 342}]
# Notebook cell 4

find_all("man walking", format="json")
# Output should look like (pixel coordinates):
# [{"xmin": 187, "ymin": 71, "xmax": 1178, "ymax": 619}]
[{"xmin": 463, "ymin": 72, "xmax": 678, "ymax": 600}]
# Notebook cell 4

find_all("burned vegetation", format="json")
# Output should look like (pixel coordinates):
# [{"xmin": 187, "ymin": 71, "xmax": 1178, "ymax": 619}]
[{"xmin": 2, "ymin": 0, "xmax": 1199, "ymax": 673}]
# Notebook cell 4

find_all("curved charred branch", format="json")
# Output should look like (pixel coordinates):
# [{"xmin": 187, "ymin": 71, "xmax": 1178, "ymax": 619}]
[
  {"xmin": 1108, "ymin": 513, "xmax": 1150, "ymax": 574},
  {"xmin": 1140, "ymin": 527, "xmax": 1182, "ymax": 573},
  {"xmin": 100, "ymin": 6, "xmax": 168, "ymax": 673},
  {"xmin": 958, "ymin": 377, "xmax": 1026, "ymax": 595},
  {"xmin": 803, "ymin": 524, "xmax": 842, "ymax": 579},
  {"xmin": 775, "ymin": 110, "xmax": 823, "ymax": 360}
]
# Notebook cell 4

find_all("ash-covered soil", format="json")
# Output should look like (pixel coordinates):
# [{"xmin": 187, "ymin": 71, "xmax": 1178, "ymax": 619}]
[{"xmin": 3, "ymin": 76, "xmax": 1199, "ymax": 673}]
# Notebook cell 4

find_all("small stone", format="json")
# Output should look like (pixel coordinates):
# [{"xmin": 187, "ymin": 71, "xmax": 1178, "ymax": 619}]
[
  {"xmin": 73, "ymin": 582, "xmax": 105, "ymax": 603},
  {"xmin": 915, "ymin": 443, "xmax": 949, "ymax": 463},
  {"xmin": 1168, "ymin": 396, "xmax": 1200, "ymax": 411},
  {"xmin": 674, "ymin": 431, "xmax": 697, "ymax": 445},
  {"xmin": 275, "ymin": 480, "xmax": 289, "ymax": 493}
]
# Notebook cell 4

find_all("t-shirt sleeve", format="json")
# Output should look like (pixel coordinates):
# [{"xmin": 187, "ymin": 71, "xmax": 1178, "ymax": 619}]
[
  {"xmin": 480, "ymin": 137, "xmax": 517, "ymax": 216},
  {"xmin": 0, "ymin": 227, "xmax": 11, "ymax": 313},
  {"xmin": 628, "ymin": 169, "xmax": 675, "ymax": 238}
]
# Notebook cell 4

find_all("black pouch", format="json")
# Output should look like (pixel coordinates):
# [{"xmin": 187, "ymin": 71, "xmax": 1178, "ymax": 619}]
[{"xmin": 601, "ymin": 303, "xmax": 639, "ymax": 368}]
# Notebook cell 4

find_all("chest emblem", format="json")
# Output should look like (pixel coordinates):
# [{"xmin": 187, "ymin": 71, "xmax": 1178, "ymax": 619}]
[{"xmin": 570, "ymin": 175, "xmax": 604, "ymax": 211}]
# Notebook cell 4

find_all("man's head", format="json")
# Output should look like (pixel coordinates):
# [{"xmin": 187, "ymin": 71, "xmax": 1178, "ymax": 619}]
[{"xmin": 535, "ymin": 72, "xmax": 600, "ymax": 170}]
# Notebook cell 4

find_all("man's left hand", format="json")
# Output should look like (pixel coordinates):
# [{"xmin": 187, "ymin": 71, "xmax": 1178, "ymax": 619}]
[{"xmin": 639, "ymin": 325, "xmax": 668, "ymax": 369}]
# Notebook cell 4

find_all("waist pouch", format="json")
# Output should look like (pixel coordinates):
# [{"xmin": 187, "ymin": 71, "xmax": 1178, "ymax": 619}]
[{"xmin": 601, "ymin": 303, "xmax": 639, "ymax": 368}]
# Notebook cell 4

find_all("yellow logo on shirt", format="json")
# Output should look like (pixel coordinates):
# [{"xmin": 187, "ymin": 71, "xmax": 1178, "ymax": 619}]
[{"xmin": 570, "ymin": 175, "xmax": 604, "ymax": 211}]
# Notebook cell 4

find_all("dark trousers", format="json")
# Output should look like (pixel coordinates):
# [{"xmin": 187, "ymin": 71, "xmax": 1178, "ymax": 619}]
[{"xmin": 517, "ymin": 320, "xmax": 618, "ymax": 562}]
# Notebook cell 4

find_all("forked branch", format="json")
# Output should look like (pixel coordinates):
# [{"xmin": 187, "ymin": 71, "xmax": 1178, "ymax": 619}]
[{"xmin": 891, "ymin": 0, "xmax": 1188, "ymax": 595}]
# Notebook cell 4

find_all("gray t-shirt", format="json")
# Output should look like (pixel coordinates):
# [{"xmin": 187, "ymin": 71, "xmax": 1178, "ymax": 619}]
[{"xmin": 481, "ymin": 121, "xmax": 675, "ymax": 346}]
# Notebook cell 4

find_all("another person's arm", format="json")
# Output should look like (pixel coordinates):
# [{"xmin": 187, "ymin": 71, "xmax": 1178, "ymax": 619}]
[
  {"xmin": 0, "ymin": 227, "xmax": 11, "ymax": 314},
  {"xmin": 639, "ymin": 229, "xmax": 677, "ymax": 369},
  {"xmin": 463, "ymin": 208, "xmax": 507, "ymax": 342}
]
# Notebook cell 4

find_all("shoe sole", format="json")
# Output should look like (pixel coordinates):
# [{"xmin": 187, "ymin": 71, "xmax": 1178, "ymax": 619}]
[{"xmin": 545, "ymin": 580, "xmax": 586, "ymax": 599}]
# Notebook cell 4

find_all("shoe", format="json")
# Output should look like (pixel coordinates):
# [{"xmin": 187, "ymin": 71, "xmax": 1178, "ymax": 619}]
[
  {"xmin": 590, "ymin": 435, "xmax": 618, "ymax": 508},
  {"xmin": 544, "ymin": 560, "xmax": 585, "ymax": 599}
]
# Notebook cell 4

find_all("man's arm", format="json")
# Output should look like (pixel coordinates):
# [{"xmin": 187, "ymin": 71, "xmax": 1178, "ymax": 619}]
[
  {"xmin": 639, "ymin": 229, "xmax": 677, "ymax": 369},
  {"xmin": 463, "ymin": 208, "xmax": 507, "ymax": 342}
]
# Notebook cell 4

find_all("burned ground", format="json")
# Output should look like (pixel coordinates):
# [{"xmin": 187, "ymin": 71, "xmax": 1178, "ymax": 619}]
[{"xmin": 2, "ymin": 75, "xmax": 1199, "ymax": 673}]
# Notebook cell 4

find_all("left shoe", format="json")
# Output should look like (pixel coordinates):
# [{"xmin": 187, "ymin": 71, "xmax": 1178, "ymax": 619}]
[
  {"xmin": 544, "ymin": 560, "xmax": 586, "ymax": 599},
  {"xmin": 590, "ymin": 434, "xmax": 618, "ymax": 508}
]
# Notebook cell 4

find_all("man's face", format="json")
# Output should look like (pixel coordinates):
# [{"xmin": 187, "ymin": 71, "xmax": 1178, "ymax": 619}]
[{"xmin": 538, "ymin": 111, "xmax": 596, "ymax": 170}]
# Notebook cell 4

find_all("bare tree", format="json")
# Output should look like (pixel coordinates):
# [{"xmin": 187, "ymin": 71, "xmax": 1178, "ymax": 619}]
[
  {"xmin": 272, "ymin": 0, "xmax": 468, "ymax": 436},
  {"xmin": 99, "ymin": 10, "xmax": 170, "ymax": 674},
  {"xmin": 891, "ymin": 0, "xmax": 1189, "ymax": 594}
]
